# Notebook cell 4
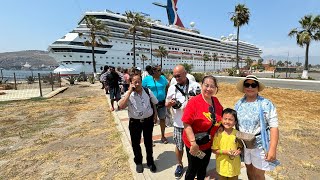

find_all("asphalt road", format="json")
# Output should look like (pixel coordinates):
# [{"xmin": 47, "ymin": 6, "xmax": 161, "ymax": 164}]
[{"xmin": 215, "ymin": 76, "xmax": 320, "ymax": 92}]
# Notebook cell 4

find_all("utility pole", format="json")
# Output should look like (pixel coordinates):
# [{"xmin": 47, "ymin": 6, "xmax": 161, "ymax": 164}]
[{"xmin": 286, "ymin": 51, "xmax": 289, "ymax": 78}]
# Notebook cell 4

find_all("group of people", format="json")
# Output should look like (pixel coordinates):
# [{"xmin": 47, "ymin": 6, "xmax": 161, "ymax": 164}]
[{"xmin": 113, "ymin": 64, "xmax": 279, "ymax": 180}]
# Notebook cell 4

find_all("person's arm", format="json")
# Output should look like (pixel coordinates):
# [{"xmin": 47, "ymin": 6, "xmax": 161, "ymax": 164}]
[
  {"xmin": 165, "ymin": 86, "xmax": 175, "ymax": 107},
  {"xmin": 266, "ymin": 127, "xmax": 279, "ymax": 161},
  {"xmin": 265, "ymin": 102, "xmax": 279, "ymax": 161},
  {"xmin": 118, "ymin": 83, "xmax": 134, "ymax": 109},
  {"xmin": 183, "ymin": 123, "xmax": 199, "ymax": 156},
  {"xmin": 148, "ymin": 89, "xmax": 158, "ymax": 123}
]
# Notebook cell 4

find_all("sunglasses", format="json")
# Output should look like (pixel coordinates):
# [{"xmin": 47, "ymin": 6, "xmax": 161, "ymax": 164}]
[
  {"xmin": 209, "ymin": 106, "xmax": 216, "ymax": 124},
  {"xmin": 244, "ymin": 82, "xmax": 258, "ymax": 88},
  {"xmin": 153, "ymin": 69, "xmax": 161, "ymax": 72}
]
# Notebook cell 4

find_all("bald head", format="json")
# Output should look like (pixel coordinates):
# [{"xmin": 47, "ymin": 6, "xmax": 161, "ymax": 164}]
[{"xmin": 173, "ymin": 65, "xmax": 187, "ymax": 85}]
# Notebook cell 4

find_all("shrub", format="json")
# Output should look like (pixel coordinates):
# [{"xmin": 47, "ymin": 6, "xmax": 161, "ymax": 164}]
[
  {"xmin": 191, "ymin": 72, "xmax": 205, "ymax": 82},
  {"xmin": 88, "ymin": 75, "xmax": 95, "ymax": 84},
  {"xmin": 67, "ymin": 76, "xmax": 75, "ymax": 85},
  {"xmin": 26, "ymin": 76, "xmax": 35, "ymax": 84}
]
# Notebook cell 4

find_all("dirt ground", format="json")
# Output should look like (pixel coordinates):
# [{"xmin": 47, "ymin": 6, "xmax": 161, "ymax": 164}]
[
  {"xmin": 215, "ymin": 82, "xmax": 320, "ymax": 180},
  {"xmin": 0, "ymin": 82, "xmax": 133, "ymax": 180}
]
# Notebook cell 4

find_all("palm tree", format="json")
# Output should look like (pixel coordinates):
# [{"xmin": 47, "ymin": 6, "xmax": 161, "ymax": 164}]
[
  {"xmin": 122, "ymin": 11, "xmax": 150, "ymax": 67},
  {"xmin": 155, "ymin": 46, "xmax": 168, "ymax": 68},
  {"xmin": 230, "ymin": 4, "xmax": 250, "ymax": 72},
  {"xmin": 79, "ymin": 15, "xmax": 110, "ymax": 75},
  {"xmin": 203, "ymin": 54, "xmax": 210, "ymax": 73},
  {"xmin": 212, "ymin": 53, "xmax": 218, "ymax": 71},
  {"xmin": 140, "ymin": 54, "xmax": 148, "ymax": 71},
  {"xmin": 288, "ymin": 15, "xmax": 320, "ymax": 79}
]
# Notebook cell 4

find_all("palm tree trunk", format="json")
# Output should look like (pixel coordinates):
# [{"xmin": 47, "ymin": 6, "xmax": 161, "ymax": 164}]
[
  {"xmin": 133, "ymin": 31, "xmax": 136, "ymax": 67},
  {"xmin": 302, "ymin": 43, "xmax": 310, "ymax": 79},
  {"xmin": 92, "ymin": 46, "xmax": 96, "ymax": 74},
  {"xmin": 214, "ymin": 60, "xmax": 215, "ymax": 71},
  {"xmin": 160, "ymin": 56, "xmax": 163, "ymax": 68},
  {"xmin": 236, "ymin": 26, "xmax": 240, "ymax": 71},
  {"xmin": 204, "ymin": 60, "xmax": 206, "ymax": 73}
]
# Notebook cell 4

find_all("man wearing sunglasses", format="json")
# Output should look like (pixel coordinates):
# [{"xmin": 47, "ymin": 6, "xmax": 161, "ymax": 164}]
[{"xmin": 165, "ymin": 65, "xmax": 200, "ymax": 179}]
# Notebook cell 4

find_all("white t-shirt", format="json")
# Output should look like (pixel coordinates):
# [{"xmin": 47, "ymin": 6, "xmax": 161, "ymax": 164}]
[
  {"xmin": 166, "ymin": 80, "xmax": 200, "ymax": 128},
  {"xmin": 170, "ymin": 73, "xmax": 196, "ymax": 86}
]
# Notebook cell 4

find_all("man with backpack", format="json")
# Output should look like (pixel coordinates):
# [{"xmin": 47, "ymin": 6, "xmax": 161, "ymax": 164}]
[{"xmin": 118, "ymin": 73, "xmax": 158, "ymax": 173}]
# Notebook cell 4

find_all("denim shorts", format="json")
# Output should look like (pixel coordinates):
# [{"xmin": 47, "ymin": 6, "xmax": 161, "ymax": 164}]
[{"xmin": 157, "ymin": 106, "xmax": 166, "ymax": 120}]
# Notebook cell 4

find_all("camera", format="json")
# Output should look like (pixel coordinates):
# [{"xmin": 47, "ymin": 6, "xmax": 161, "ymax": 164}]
[
  {"xmin": 188, "ymin": 90, "xmax": 196, "ymax": 96},
  {"xmin": 172, "ymin": 98, "xmax": 182, "ymax": 109}
]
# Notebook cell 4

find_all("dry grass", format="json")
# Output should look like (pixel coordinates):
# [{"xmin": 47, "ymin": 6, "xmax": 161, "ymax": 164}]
[
  {"xmin": 0, "ymin": 84, "xmax": 133, "ymax": 180},
  {"xmin": 216, "ymin": 82, "xmax": 320, "ymax": 179}
]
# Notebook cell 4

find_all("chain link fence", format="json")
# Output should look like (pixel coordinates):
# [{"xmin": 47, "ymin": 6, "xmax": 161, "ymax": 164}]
[{"xmin": 0, "ymin": 72, "xmax": 62, "ymax": 101}]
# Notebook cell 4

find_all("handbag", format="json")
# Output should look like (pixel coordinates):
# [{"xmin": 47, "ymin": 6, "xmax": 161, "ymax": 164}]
[
  {"xmin": 194, "ymin": 97, "xmax": 216, "ymax": 145},
  {"xmin": 236, "ymin": 131, "xmax": 256, "ymax": 149}
]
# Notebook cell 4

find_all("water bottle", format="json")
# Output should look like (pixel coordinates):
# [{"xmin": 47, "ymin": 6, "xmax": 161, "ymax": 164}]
[{"xmin": 196, "ymin": 86, "xmax": 201, "ymax": 95}]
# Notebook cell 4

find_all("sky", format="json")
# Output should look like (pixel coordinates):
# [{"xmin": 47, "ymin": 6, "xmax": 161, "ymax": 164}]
[{"xmin": 1, "ymin": 0, "xmax": 320, "ymax": 60}]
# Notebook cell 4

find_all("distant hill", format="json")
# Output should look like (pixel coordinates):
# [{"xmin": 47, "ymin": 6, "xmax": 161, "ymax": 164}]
[
  {"xmin": 0, "ymin": 50, "xmax": 58, "ymax": 69},
  {"xmin": 262, "ymin": 55, "xmax": 319, "ymax": 65}
]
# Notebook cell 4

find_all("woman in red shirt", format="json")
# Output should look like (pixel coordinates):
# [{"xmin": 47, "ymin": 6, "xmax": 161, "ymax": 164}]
[{"xmin": 182, "ymin": 75, "xmax": 223, "ymax": 180}]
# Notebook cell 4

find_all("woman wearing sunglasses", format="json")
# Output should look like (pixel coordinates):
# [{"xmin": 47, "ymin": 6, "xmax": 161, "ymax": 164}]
[
  {"xmin": 182, "ymin": 75, "xmax": 223, "ymax": 180},
  {"xmin": 235, "ymin": 75, "xmax": 279, "ymax": 180}
]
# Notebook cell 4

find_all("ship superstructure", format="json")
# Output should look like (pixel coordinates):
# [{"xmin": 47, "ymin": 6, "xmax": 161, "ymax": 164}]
[{"xmin": 48, "ymin": 0, "xmax": 262, "ymax": 75}]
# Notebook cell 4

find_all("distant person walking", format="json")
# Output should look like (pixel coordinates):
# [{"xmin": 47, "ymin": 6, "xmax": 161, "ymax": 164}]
[
  {"xmin": 235, "ymin": 75, "xmax": 279, "ymax": 180},
  {"xmin": 106, "ymin": 66, "xmax": 121, "ymax": 111},
  {"xmin": 165, "ymin": 65, "xmax": 200, "ymax": 178},
  {"xmin": 100, "ymin": 65, "xmax": 110, "ymax": 92},
  {"xmin": 118, "ymin": 73, "xmax": 158, "ymax": 173}
]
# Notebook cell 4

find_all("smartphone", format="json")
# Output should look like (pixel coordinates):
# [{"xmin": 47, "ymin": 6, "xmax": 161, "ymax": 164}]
[{"xmin": 269, "ymin": 159, "xmax": 280, "ymax": 167}]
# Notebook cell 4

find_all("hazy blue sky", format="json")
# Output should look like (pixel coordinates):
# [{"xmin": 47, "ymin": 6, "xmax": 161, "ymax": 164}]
[{"xmin": 1, "ymin": 0, "xmax": 320, "ymax": 58}]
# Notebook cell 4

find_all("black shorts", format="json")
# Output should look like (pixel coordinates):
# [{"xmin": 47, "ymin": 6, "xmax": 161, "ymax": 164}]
[{"xmin": 109, "ymin": 87, "xmax": 121, "ymax": 100}]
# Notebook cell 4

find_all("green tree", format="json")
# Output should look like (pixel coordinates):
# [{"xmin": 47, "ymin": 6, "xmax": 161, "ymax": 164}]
[
  {"xmin": 155, "ymin": 46, "xmax": 168, "ymax": 68},
  {"xmin": 140, "ymin": 54, "xmax": 148, "ymax": 71},
  {"xmin": 79, "ymin": 15, "xmax": 110, "ymax": 74},
  {"xmin": 245, "ymin": 56, "xmax": 253, "ymax": 69},
  {"xmin": 230, "ymin": 4, "xmax": 250, "ymax": 71},
  {"xmin": 288, "ymin": 15, "xmax": 320, "ymax": 78},
  {"xmin": 203, "ymin": 54, "xmax": 210, "ymax": 73},
  {"xmin": 122, "ymin": 11, "xmax": 150, "ymax": 67},
  {"xmin": 296, "ymin": 62, "xmax": 302, "ymax": 66},
  {"xmin": 181, "ymin": 63, "xmax": 193, "ymax": 73},
  {"xmin": 212, "ymin": 53, "xmax": 218, "ymax": 71},
  {"xmin": 276, "ymin": 60, "xmax": 285, "ymax": 67}
]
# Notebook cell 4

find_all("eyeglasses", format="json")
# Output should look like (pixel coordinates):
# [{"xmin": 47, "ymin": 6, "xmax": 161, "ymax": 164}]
[
  {"xmin": 203, "ymin": 83, "xmax": 216, "ymax": 89},
  {"xmin": 209, "ymin": 106, "xmax": 216, "ymax": 124},
  {"xmin": 153, "ymin": 69, "xmax": 161, "ymax": 72},
  {"xmin": 244, "ymin": 82, "xmax": 258, "ymax": 88},
  {"xmin": 173, "ymin": 75, "xmax": 181, "ymax": 78}
]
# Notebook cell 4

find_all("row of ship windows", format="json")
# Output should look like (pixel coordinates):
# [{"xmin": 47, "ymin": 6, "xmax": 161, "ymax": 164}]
[
  {"xmin": 104, "ymin": 61, "xmax": 228, "ymax": 67},
  {"xmin": 62, "ymin": 55, "xmax": 239, "ymax": 64}
]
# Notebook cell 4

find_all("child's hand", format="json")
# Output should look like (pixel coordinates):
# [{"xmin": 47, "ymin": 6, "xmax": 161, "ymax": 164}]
[{"xmin": 234, "ymin": 149, "xmax": 241, "ymax": 156}]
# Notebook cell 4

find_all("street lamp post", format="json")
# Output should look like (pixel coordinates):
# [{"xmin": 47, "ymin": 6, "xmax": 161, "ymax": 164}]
[
  {"xmin": 0, "ymin": 68, "xmax": 3, "ymax": 80},
  {"xmin": 149, "ymin": 23, "xmax": 154, "ymax": 65}
]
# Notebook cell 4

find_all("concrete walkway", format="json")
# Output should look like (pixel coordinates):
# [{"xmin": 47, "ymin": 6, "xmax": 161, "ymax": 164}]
[{"xmin": 109, "ymin": 95, "xmax": 273, "ymax": 180}]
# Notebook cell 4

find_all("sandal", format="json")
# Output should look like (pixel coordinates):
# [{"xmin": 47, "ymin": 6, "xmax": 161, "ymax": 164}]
[{"xmin": 161, "ymin": 137, "xmax": 168, "ymax": 144}]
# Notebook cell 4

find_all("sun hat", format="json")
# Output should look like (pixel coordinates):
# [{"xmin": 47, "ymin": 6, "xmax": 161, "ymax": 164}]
[{"xmin": 236, "ymin": 75, "xmax": 265, "ymax": 93}]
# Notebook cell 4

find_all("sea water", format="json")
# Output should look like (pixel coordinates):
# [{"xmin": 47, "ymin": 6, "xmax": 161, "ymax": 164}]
[{"xmin": 1, "ymin": 69, "xmax": 53, "ymax": 81}]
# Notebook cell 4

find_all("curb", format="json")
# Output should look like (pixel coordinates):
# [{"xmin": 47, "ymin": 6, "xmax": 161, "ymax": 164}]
[{"xmin": 43, "ymin": 87, "xmax": 68, "ymax": 98}]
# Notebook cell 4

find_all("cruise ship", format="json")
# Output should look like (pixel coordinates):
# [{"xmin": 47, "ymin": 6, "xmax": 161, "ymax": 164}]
[{"xmin": 48, "ymin": 0, "xmax": 262, "ymax": 75}]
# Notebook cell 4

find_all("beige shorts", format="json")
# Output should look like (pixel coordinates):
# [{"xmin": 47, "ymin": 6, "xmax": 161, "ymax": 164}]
[{"xmin": 244, "ymin": 148, "xmax": 275, "ymax": 171}]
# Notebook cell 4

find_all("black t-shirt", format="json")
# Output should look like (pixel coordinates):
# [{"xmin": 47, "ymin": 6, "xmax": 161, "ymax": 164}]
[{"xmin": 106, "ymin": 71, "xmax": 120, "ymax": 88}]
